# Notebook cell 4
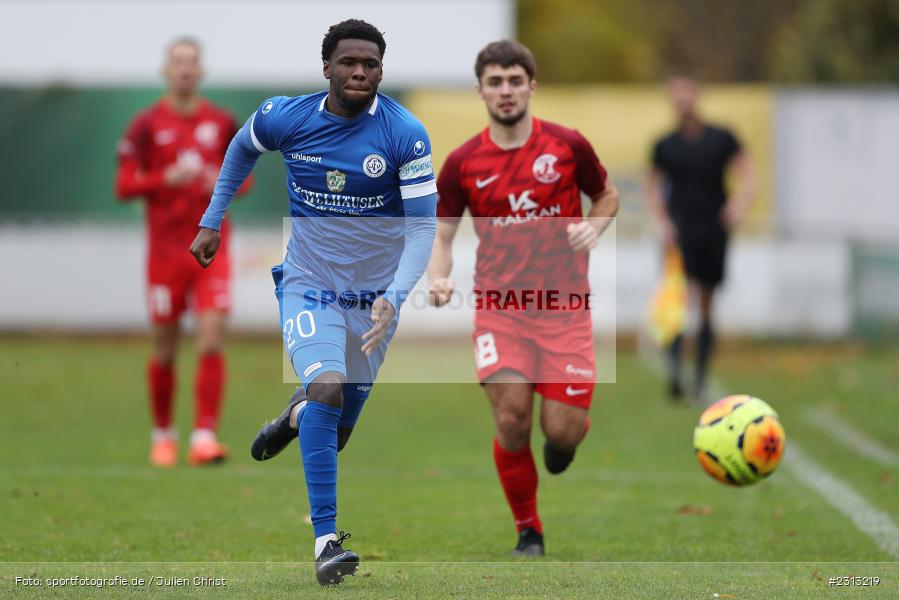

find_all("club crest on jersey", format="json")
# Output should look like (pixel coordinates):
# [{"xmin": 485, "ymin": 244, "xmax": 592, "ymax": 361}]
[
  {"xmin": 326, "ymin": 169, "xmax": 347, "ymax": 192},
  {"xmin": 532, "ymin": 153, "xmax": 561, "ymax": 184},
  {"xmin": 363, "ymin": 153, "xmax": 387, "ymax": 178},
  {"xmin": 194, "ymin": 121, "xmax": 220, "ymax": 147}
]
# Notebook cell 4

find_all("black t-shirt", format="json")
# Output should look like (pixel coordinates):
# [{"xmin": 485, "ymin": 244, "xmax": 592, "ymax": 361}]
[{"xmin": 652, "ymin": 124, "xmax": 741, "ymax": 231}]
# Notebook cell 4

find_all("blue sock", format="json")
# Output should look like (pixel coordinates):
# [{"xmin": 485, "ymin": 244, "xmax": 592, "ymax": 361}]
[{"xmin": 298, "ymin": 401, "xmax": 342, "ymax": 538}]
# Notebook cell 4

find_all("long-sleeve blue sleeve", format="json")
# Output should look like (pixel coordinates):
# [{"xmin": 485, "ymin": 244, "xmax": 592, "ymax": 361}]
[
  {"xmin": 384, "ymin": 193, "xmax": 437, "ymax": 311},
  {"xmin": 199, "ymin": 116, "xmax": 262, "ymax": 231}
]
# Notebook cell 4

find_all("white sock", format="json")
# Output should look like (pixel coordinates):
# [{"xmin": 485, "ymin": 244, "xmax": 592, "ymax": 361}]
[
  {"xmin": 289, "ymin": 401, "xmax": 307, "ymax": 430},
  {"xmin": 152, "ymin": 427, "xmax": 175, "ymax": 443},
  {"xmin": 314, "ymin": 533, "xmax": 337, "ymax": 558},
  {"xmin": 190, "ymin": 428, "xmax": 216, "ymax": 446}
]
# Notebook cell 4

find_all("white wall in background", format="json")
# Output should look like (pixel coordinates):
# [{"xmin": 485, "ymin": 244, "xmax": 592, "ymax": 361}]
[
  {"xmin": 0, "ymin": 225, "xmax": 851, "ymax": 337},
  {"xmin": 775, "ymin": 90, "xmax": 899, "ymax": 243},
  {"xmin": 0, "ymin": 0, "xmax": 512, "ymax": 86}
]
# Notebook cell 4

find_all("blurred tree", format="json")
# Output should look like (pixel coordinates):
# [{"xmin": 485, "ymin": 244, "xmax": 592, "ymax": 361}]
[
  {"xmin": 770, "ymin": 0, "xmax": 899, "ymax": 82},
  {"xmin": 652, "ymin": 0, "xmax": 801, "ymax": 81},
  {"xmin": 517, "ymin": 0, "xmax": 658, "ymax": 82},
  {"xmin": 519, "ymin": 0, "xmax": 899, "ymax": 83},
  {"xmin": 519, "ymin": 0, "xmax": 802, "ymax": 82}
]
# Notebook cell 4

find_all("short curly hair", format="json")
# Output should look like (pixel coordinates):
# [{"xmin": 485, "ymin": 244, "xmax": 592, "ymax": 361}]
[{"xmin": 321, "ymin": 19, "xmax": 386, "ymax": 62}]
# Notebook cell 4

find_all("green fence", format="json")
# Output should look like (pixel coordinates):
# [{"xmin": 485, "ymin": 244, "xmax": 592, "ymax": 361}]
[
  {"xmin": 851, "ymin": 242, "xmax": 899, "ymax": 340},
  {"xmin": 0, "ymin": 86, "xmax": 405, "ymax": 224}
]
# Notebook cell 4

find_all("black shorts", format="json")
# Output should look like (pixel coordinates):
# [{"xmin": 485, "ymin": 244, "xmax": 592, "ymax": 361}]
[{"xmin": 677, "ymin": 227, "xmax": 728, "ymax": 287}]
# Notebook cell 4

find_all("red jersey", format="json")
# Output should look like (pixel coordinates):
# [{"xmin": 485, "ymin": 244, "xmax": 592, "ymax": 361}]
[
  {"xmin": 115, "ymin": 98, "xmax": 243, "ymax": 256},
  {"xmin": 437, "ymin": 117, "xmax": 608, "ymax": 314}
]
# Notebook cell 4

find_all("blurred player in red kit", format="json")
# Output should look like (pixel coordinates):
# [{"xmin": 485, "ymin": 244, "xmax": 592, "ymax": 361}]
[
  {"xmin": 115, "ymin": 38, "xmax": 250, "ymax": 467},
  {"xmin": 428, "ymin": 40, "xmax": 619, "ymax": 555}
]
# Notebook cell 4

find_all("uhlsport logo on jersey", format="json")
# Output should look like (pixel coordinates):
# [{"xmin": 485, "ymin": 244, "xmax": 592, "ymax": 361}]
[
  {"xmin": 363, "ymin": 154, "xmax": 387, "ymax": 178},
  {"xmin": 326, "ymin": 169, "xmax": 347, "ymax": 192},
  {"xmin": 399, "ymin": 155, "xmax": 433, "ymax": 180},
  {"xmin": 533, "ymin": 153, "xmax": 561, "ymax": 183},
  {"xmin": 412, "ymin": 140, "xmax": 426, "ymax": 156},
  {"xmin": 262, "ymin": 101, "xmax": 273, "ymax": 114},
  {"xmin": 290, "ymin": 152, "xmax": 322, "ymax": 164}
]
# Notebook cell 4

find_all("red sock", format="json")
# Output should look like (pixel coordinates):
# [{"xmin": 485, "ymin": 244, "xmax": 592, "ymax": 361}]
[
  {"xmin": 493, "ymin": 438, "xmax": 542, "ymax": 534},
  {"xmin": 195, "ymin": 352, "xmax": 225, "ymax": 431},
  {"xmin": 147, "ymin": 359, "xmax": 174, "ymax": 429}
]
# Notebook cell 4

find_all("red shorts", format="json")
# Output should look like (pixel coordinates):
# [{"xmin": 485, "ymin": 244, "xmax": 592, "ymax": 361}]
[
  {"xmin": 473, "ymin": 312, "xmax": 596, "ymax": 408},
  {"xmin": 146, "ymin": 249, "xmax": 232, "ymax": 324}
]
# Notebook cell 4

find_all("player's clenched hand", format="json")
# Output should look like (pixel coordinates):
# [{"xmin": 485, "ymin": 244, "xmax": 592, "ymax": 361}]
[
  {"xmin": 190, "ymin": 227, "xmax": 220, "ymax": 268},
  {"xmin": 163, "ymin": 162, "xmax": 202, "ymax": 187},
  {"xmin": 428, "ymin": 277, "xmax": 455, "ymax": 307},
  {"xmin": 361, "ymin": 296, "xmax": 397, "ymax": 356},
  {"xmin": 567, "ymin": 221, "xmax": 599, "ymax": 252}
]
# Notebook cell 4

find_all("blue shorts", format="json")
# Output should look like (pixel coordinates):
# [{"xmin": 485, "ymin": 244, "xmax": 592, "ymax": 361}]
[{"xmin": 272, "ymin": 261, "xmax": 397, "ymax": 427}]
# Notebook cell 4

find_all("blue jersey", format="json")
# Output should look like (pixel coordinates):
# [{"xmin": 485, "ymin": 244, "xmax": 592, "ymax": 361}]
[
  {"xmin": 198, "ymin": 91, "xmax": 436, "ymax": 538},
  {"xmin": 248, "ymin": 92, "xmax": 435, "ymax": 292}
]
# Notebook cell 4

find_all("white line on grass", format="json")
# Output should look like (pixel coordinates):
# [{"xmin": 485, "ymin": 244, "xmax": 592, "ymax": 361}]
[
  {"xmin": 699, "ymin": 376, "xmax": 899, "ymax": 560},
  {"xmin": 803, "ymin": 408, "xmax": 899, "ymax": 468},
  {"xmin": 782, "ymin": 443, "xmax": 899, "ymax": 559},
  {"xmin": 636, "ymin": 344, "xmax": 899, "ymax": 560}
]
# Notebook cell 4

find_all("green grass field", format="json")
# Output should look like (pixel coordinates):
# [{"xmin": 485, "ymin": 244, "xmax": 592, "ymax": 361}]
[{"xmin": 1, "ymin": 336, "xmax": 897, "ymax": 598}]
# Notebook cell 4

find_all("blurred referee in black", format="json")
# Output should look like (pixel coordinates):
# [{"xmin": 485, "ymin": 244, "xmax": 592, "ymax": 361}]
[{"xmin": 646, "ymin": 73, "xmax": 757, "ymax": 401}]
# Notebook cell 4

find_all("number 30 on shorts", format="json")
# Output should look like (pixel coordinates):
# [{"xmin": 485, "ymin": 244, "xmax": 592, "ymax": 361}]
[
  {"xmin": 283, "ymin": 310, "xmax": 316, "ymax": 350},
  {"xmin": 475, "ymin": 332, "xmax": 499, "ymax": 369}
]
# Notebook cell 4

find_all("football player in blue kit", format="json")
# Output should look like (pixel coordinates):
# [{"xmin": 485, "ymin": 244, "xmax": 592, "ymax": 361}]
[{"xmin": 190, "ymin": 20, "xmax": 436, "ymax": 585}]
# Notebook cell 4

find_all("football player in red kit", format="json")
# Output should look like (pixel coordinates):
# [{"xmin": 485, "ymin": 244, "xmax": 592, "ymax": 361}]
[
  {"xmin": 428, "ymin": 40, "xmax": 619, "ymax": 555},
  {"xmin": 115, "ymin": 38, "xmax": 250, "ymax": 467}
]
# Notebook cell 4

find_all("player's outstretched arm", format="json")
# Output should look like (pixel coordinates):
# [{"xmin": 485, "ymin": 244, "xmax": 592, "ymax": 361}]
[
  {"xmin": 196, "ymin": 119, "xmax": 263, "ymax": 230},
  {"xmin": 427, "ymin": 219, "xmax": 460, "ymax": 307},
  {"xmin": 190, "ymin": 115, "xmax": 264, "ymax": 266}
]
